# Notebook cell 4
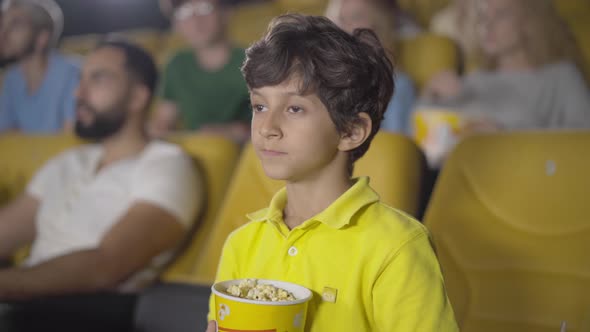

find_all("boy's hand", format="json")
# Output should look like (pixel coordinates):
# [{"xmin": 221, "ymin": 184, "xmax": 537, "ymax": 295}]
[{"xmin": 205, "ymin": 320, "xmax": 217, "ymax": 332}]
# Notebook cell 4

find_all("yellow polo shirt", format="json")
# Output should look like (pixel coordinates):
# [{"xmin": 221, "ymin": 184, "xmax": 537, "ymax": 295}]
[{"xmin": 209, "ymin": 177, "xmax": 458, "ymax": 331}]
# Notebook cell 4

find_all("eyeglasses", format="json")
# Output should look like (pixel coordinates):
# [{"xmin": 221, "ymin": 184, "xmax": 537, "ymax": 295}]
[{"xmin": 173, "ymin": 1, "xmax": 215, "ymax": 21}]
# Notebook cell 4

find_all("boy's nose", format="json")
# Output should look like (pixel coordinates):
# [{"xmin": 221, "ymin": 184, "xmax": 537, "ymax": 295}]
[{"xmin": 259, "ymin": 110, "xmax": 282, "ymax": 139}]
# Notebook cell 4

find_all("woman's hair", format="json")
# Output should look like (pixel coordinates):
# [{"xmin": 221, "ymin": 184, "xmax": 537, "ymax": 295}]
[
  {"xmin": 325, "ymin": 0, "xmax": 397, "ymax": 57},
  {"xmin": 478, "ymin": 0, "xmax": 584, "ymax": 71},
  {"xmin": 242, "ymin": 14, "xmax": 394, "ymax": 172}
]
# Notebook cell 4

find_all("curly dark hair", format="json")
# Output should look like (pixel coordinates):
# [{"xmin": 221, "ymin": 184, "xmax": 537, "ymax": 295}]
[{"xmin": 242, "ymin": 14, "xmax": 394, "ymax": 173}]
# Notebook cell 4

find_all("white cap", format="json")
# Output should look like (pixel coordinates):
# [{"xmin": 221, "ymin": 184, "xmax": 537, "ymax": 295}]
[{"xmin": 4, "ymin": 0, "xmax": 64, "ymax": 44}]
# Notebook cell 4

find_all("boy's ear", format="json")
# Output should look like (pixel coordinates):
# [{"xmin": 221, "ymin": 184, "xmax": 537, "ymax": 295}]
[{"xmin": 338, "ymin": 112, "xmax": 372, "ymax": 152}]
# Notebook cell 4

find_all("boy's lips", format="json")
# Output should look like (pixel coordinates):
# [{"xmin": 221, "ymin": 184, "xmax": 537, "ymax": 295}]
[{"xmin": 260, "ymin": 148, "xmax": 287, "ymax": 157}]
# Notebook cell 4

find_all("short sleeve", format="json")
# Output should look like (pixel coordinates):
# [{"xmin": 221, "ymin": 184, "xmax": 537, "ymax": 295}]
[
  {"xmin": 373, "ymin": 231, "xmax": 459, "ymax": 331},
  {"xmin": 131, "ymin": 144, "xmax": 202, "ymax": 228}
]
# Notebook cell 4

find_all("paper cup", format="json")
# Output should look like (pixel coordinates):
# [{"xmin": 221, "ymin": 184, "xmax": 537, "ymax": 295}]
[{"xmin": 212, "ymin": 279, "xmax": 313, "ymax": 332}]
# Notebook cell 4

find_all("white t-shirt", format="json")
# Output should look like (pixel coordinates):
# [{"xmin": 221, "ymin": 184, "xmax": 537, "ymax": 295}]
[{"xmin": 25, "ymin": 141, "xmax": 201, "ymax": 291}]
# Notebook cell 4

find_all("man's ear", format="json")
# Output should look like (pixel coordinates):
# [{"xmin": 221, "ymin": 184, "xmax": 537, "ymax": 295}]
[
  {"xmin": 35, "ymin": 30, "xmax": 52, "ymax": 53},
  {"xmin": 130, "ymin": 85, "xmax": 151, "ymax": 114},
  {"xmin": 338, "ymin": 112, "xmax": 372, "ymax": 152}
]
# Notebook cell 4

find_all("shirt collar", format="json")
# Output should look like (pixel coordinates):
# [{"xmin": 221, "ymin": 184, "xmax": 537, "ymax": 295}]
[{"xmin": 246, "ymin": 177, "xmax": 380, "ymax": 230}]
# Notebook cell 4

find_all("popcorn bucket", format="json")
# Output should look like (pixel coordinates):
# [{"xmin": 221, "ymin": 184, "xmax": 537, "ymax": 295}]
[
  {"xmin": 413, "ymin": 108, "xmax": 463, "ymax": 146},
  {"xmin": 212, "ymin": 279, "xmax": 313, "ymax": 332},
  {"xmin": 413, "ymin": 108, "xmax": 464, "ymax": 168}
]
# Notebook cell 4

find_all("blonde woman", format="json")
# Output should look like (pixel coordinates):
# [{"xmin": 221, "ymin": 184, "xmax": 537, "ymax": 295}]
[
  {"xmin": 327, "ymin": 0, "xmax": 417, "ymax": 134},
  {"xmin": 422, "ymin": 0, "xmax": 590, "ymax": 131}
]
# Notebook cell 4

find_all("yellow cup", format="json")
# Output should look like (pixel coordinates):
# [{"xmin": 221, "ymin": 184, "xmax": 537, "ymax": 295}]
[{"xmin": 212, "ymin": 279, "xmax": 313, "ymax": 332}]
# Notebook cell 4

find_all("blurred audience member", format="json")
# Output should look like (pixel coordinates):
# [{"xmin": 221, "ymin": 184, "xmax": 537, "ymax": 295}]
[
  {"xmin": 149, "ymin": 0, "xmax": 250, "ymax": 142},
  {"xmin": 0, "ymin": 40, "xmax": 202, "ymax": 299},
  {"xmin": 429, "ymin": 0, "xmax": 479, "ymax": 72},
  {"xmin": 0, "ymin": 0, "xmax": 80, "ymax": 133},
  {"xmin": 326, "ymin": 0, "xmax": 417, "ymax": 134},
  {"xmin": 422, "ymin": 0, "xmax": 590, "ymax": 132}
]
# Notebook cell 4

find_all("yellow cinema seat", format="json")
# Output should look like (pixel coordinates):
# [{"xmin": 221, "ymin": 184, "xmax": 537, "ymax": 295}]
[
  {"xmin": 60, "ymin": 34, "xmax": 102, "ymax": 57},
  {"xmin": 226, "ymin": 0, "xmax": 328, "ymax": 48},
  {"xmin": 0, "ymin": 134, "xmax": 83, "ymax": 204},
  {"xmin": 161, "ymin": 134, "xmax": 240, "ymax": 282},
  {"xmin": 553, "ymin": 0, "xmax": 590, "ymax": 25},
  {"xmin": 397, "ymin": 33, "xmax": 459, "ymax": 90},
  {"xmin": 276, "ymin": 0, "xmax": 328, "ymax": 15},
  {"xmin": 113, "ymin": 29, "xmax": 164, "ymax": 58},
  {"xmin": 192, "ymin": 131, "xmax": 426, "ymax": 284},
  {"xmin": 423, "ymin": 131, "xmax": 590, "ymax": 332},
  {"xmin": 227, "ymin": 1, "xmax": 282, "ymax": 48}
]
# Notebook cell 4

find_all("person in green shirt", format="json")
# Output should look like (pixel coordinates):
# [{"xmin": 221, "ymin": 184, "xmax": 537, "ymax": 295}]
[{"xmin": 150, "ymin": 0, "xmax": 250, "ymax": 142}]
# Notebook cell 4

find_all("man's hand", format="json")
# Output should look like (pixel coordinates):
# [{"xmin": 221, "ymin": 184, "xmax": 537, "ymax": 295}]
[
  {"xmin": 0, "ymin": 194, "xmax": 38, "ymax": 259},
  {"xmin": 205, "ymin": 320, "xmax": 217, "ymax": 332}
]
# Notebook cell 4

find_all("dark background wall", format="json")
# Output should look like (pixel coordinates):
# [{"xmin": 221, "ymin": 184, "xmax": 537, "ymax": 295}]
[{"xmin": 55, "ymin": 0, "xmax": 170, "ymax": 36}]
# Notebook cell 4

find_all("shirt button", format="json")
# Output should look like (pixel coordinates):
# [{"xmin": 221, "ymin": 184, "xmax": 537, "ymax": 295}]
[{"xmin": 288, "ymin": 246, "xmax": 298, "ymax": 257}]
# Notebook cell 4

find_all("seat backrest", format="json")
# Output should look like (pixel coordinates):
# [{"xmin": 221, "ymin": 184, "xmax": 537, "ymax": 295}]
[
  {"xmin": 397, "ymin": 33, "xmax": 459, "ymax": 90},
  {"xmin": 0, "ymin": 134, "xmax": 83, "ymax": 205},
  {"xmin": 227, "ymin": 2, "xmax": 283, "ymax": 48},
  {"xmin": 162, "ymin": 134, "xmax": 240, "ymax": 282},
  {"xmin": 192, "ymin": 131, "xmax": 426, "ymax": 284},
  {"xmin": 423, "ymin": 131, "xmax": 590, "ymax": 332}
]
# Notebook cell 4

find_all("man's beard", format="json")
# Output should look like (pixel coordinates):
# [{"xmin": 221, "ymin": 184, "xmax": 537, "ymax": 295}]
[
  {"xmin": 7, "ymin": 35, "xmax": 37, "ymax": 63},
  {"xmin": 74, "ymin": 100, "xmax": 128, "ymax": 141}
]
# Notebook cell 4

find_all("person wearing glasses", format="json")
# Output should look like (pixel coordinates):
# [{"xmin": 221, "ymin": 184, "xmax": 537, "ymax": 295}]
[{"xmin": 149, "ymin": 0, "xmax": 250, "ymax": 142}]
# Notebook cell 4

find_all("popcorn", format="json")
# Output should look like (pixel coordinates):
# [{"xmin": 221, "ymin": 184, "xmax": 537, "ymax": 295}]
[{"xmin": 225, "ymin": 279, "xmax": 296, "ymax": 302}]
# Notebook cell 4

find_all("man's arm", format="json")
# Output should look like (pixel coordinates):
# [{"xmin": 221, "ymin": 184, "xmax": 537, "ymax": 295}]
[
  {"xmin": 0, "ymin": 194, "xmax": 39, "ymax": 260},
  {"xmin": 0, "ymin": 201, "xmax": 186, "ymax": 300}
]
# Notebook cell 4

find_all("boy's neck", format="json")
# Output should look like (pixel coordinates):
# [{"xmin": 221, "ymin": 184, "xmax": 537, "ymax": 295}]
[{"xmin": 283, "ymin": 165, "xmax": 353, "ymax": 230}]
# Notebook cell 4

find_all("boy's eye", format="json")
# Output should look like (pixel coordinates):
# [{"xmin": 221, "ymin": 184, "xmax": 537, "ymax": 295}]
[
  {"xmin": 288, "ymin": 106, "xmax": 303, "ymax": 114},
  {"xmin": 252, "ymin": 104, "xmax": 267, "ymax": 112}
]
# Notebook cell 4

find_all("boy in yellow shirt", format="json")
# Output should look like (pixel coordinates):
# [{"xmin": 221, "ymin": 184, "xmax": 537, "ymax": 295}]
[{"xmin": 206, "ymin": 14, "xmax": 458, "ymax": 332}]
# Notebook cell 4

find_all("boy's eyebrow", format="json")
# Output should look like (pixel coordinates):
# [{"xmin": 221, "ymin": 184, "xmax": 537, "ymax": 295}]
[{"xmin": 250, "ymin": 88, "xmax": 302, "ymax": 97}]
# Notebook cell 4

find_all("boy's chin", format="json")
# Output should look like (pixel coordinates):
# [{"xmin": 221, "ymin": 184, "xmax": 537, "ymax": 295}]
[{"xmin": 261, "ymin": 166, "xmax": 293, "ymax": 182}]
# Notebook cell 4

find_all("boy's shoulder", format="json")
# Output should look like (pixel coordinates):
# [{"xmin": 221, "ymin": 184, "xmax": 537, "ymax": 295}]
[
  {"xmin": 355, "ymin": 200, "xmax": 429, "ymax": 245},
  {"xmin": 225, "ymin": 200, "xmax": 429, "ymax": 253}
]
